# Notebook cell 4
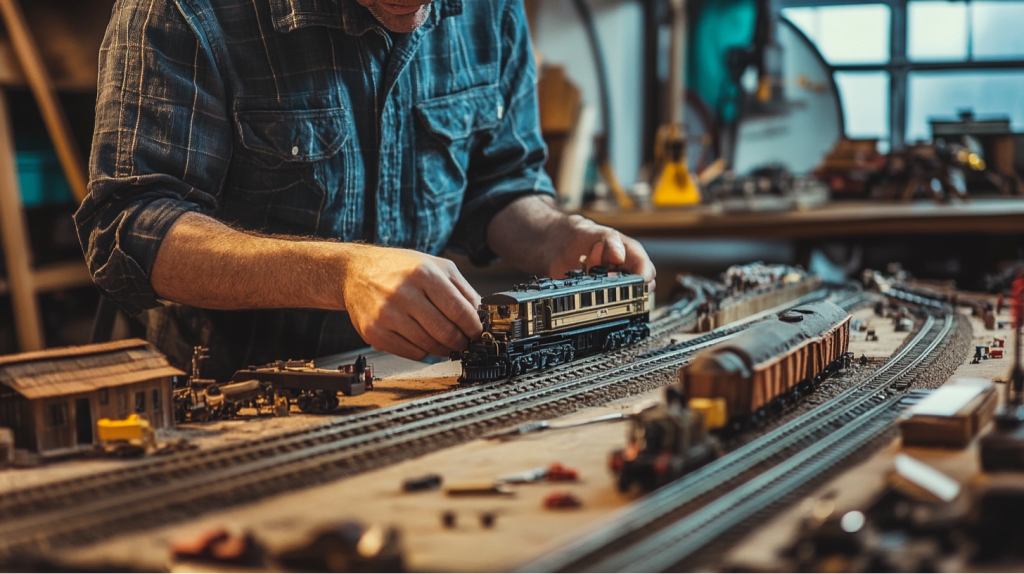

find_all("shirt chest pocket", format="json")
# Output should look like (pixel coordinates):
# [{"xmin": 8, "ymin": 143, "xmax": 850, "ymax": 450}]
[
  {"xmin": 221, "ymin": 106, "xmax": 353, "ymax": 236},
  {"xmin": 414, "ymin": 84, "xmax": 502, "ymax": 204},
  {"xmin": 413, "ymin": 84, "xmax": 502, "ymax": 251}
]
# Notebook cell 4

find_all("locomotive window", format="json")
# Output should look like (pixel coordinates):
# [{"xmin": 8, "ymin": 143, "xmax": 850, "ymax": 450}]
[
  {"xmin": 581, "ymin": 292, "xmax": 592, "ymax": 307},
  {"xmin": 633, "ymin": 285, "xmax": 641, "ymax": 298},
  {"xmin": 608, "ymin": 288, "xmax": 617, "ymax": 303},
  {"xmin": 497, "ymin": 305, "xmax": 511, "ymax": 319},
  {"xmin": 554, "ymin": 298, "xmax": 562, "ymax": 313},
  {"xmin": 621, "ymin": 286, "xmax": 630, "ymax": 300},
  {"xmin": 595, "ymin": 290, "xmax": 605, "ymax": 305},
  {"xmin": 568, "ymin": 296, "xmax": 576, "ymax": 310}
]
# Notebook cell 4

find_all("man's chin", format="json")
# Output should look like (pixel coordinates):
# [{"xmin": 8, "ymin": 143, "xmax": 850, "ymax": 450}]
[{"xmin": 367, "ymin": 3, "xmax": 432, "ymax": 33}]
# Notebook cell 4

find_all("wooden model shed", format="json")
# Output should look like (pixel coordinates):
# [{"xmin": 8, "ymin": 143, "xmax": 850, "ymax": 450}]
[{"xmin": 0, "ymin": 339, "xmax": 184, "ymax": 457}]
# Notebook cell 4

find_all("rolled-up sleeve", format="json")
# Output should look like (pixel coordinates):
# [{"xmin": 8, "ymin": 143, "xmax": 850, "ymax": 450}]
[
  {"xmin": 74, "ymin": 0, "xmax": 230, "ymax": 315},
  {"xmin": 449, "ymin": 0, "xmax": 557, "ymax": 266}
]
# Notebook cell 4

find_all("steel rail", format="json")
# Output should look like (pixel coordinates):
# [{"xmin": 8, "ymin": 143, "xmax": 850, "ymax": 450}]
[
  {"xmin": 0, "ymin": 323, "xmax": 742, "ymax": 556},
  {"xmin": 0, "ymin": 296, "xmax": 705, "ymax": 520},
  {"xmin": 0, "ymin": 286, "xmax": 855, "ymax": 558},
  {"xmin": 520, "ymin": 310, "xmax": 952, "ymax": 572}
]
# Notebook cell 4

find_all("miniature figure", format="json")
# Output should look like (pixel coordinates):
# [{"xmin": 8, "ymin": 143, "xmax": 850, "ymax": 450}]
[{"xmin": 980, "ymin": 276, "xmax": 1024, "ymax": 471}]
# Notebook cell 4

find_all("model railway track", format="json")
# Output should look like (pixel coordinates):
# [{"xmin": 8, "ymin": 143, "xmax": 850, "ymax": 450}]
[
  {"xmin": 0, "ymin": 294, "xmax": 704, "ymax": 523},
  {"xmin": 522, "ymin": 309, "xmax": 954, "ymax": 573},
  {"xmin": 0, "ymin": 287, "xmax": 861, "ymax": 560},
  {"xmin": 0, "ymin": 324, "xmax": 751, "ymax": 556}
]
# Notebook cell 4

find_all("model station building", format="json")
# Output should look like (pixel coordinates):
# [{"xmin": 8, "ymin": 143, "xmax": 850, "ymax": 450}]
[{"xmin": 0, "ymin": 339, "xmax": 183, "ymax": 457}]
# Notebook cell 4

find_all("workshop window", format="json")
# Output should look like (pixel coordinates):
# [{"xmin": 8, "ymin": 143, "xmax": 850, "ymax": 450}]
[
  {"xmin": 782, "ymin": 4, "xmax": 890, "ymax": 65},
  {"xmin": 135, "ymin": 391, "xmax": 146, "ymax": 414},
  {"xmin": 117, "ymin": 391, "xmax": 128, "ymax": 418},
  {"xmin": 47, "ymin": 402, "xmax": 68, "ymax": 428},
  {"xmin": 581, "ymin": 292, "xmax": 592, "ymax": 307},
  {"xmin": 595, "ymin": 290, "xmax": 605, "ymax": 305},
  {"xmin": 906, "ymin": 71, "xmax": 1024, "ymax": 142},
  {"xmin": 98, "ymin": 388, "xmax": 109, "ymax": 406},
  {"xmin": 152, "ymin": 389, "xmax": 161, "ymax": 412}
]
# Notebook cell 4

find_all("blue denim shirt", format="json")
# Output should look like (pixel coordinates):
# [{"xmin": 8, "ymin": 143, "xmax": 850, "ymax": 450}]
[{"xmin": 74, "ymin": 0, "xmax": 555, "ymax": 375}]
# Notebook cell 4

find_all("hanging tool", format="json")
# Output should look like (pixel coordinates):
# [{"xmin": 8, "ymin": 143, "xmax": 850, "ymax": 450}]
[{"xmin": 652, "ymin": 0, "xmax": 701, "ymax": 208}]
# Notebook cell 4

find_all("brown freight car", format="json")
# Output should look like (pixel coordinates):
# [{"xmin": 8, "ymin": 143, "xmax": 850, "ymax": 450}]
[{"xmin": 679, "ymin": 301, "xmax": 851, "ymax": 432}]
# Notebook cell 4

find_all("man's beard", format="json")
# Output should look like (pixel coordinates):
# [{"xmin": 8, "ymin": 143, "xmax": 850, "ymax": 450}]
[{"xmin": 363, "ymin": 1, "xmax": 432, "ymax": 33}]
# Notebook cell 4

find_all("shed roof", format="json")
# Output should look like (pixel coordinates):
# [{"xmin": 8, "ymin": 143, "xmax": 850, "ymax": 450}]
[{"xmin": 0, "ymin": 339, "xmax": 185, "ymax": 400}]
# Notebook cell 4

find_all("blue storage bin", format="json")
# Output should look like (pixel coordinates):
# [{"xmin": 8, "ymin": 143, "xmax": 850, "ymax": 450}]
[{"xmin": 17, "ymin": 149, "xmax": 73, "ymax": 208}]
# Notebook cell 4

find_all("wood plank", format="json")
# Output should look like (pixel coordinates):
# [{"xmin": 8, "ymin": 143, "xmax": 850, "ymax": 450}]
[{"xmin": 583, "ymin": 199, "xmax": 1024, "ymax": 238}]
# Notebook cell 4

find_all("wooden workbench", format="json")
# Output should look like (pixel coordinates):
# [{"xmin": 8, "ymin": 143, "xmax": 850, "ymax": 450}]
[
  {"xmin": 49, "ymin": 304, "xmax": 970, "ymax": 572},
  {"xmin": 584, "ymin": 198, "xmax": 1024, "ymax": 239}
]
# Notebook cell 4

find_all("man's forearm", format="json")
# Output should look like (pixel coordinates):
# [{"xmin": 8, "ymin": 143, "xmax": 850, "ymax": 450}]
[{"xmin": 150, "ymin": 212, "xmax": 345, "ymax": 311}]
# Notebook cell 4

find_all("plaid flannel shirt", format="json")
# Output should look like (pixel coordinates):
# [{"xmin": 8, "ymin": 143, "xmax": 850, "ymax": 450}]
[{"xmin": 74, "ymin": 0, "xmax": 554, "ymax": 375}]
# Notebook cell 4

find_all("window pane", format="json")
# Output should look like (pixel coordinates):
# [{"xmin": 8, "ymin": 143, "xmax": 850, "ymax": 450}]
[
  {"xmin": 908, "ymin": 1, "xmax": 968, "ymax": 62},
  {"xmin": 906, "ymin": 71, "xmax": 1024, "ymax": 142},
  {"xmin": 834, "ymin": 72, "xmax": 890, "ymax": 140},
  {"xmin": 782, "ymin": 4, "xmax": 890, "ymax": 65},
  {"xmin": 972, "ymin": 2, "xmax": 1024, "ymax": 59}
]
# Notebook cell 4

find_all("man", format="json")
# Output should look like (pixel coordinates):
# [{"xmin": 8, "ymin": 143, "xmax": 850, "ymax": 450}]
[{"xmin": 76, "ymin": 0, "xmax": 655, "ymax": 378}]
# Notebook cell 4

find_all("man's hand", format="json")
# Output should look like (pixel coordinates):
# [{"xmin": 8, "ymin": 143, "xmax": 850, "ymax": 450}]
[
  {"xmin": 545, "ymin": 214, "xmax": 656, "ymax": 289},
  {"xmin": 339, "ymin": 246, "xmax": 483, "ymax": 361},
  {"xmin": 487, "ymin": 195, "xmax": 656, "ymax": 289},
  {"xmin": 151, "ymin": 213, "xmax": 483, "ymax": 362}
]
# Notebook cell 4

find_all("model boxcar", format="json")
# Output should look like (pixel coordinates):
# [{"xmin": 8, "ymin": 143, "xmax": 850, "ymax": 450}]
[
  {"xmin": 453, "ymin": 267, "xmax": 651, "ymax": 383},
  {"xmin": 679, "ymin": 301, "xmax": 851, "ymax": 432}
]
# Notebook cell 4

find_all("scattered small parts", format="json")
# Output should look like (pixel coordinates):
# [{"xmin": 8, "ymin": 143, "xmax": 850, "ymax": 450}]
[
  {"xmin": 442, "ymin": 511, "xmax": 457, "ymax": 529},
  {"xmin": 544, "ymin": 491, "xmax": 582, "ymax": 510},
  {"xmin": 479, "ymin": 512, "xmax": 496, "ymax": 529},
  {"xmin": 445, "ymin": 481, "xmax": 515, "ymax": 497},
  {"xmin": 897, "ymin": 378, "xmax": 997, "ymax": 448},
  {"xmin": 169, "ymin": 526, "xmax": 266, "ymax": 568},
  {"xmin": 866, "ymin": 329, "xmax": 878, "ymax": 342},
  {"xmin": 403, "ymin": 473, "xmax": 442, "ymax": 492},
  {"xmin": 276, "ymin": 521, "xmax": 405, "ymax": 573},
  {"xmin": 545, "ymin": 463, "xmax": 579, "ymax": 482}
]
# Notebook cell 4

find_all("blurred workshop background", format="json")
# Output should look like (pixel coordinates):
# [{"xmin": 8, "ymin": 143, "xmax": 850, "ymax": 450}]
[{"xmin": 1, "ymin": 0, "xmax": 1022, "ymax": 355}]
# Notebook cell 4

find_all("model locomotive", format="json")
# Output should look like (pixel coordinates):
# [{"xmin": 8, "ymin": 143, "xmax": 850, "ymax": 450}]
[
  {"xmin": 680, "ymin": 300, "xmax": 851, "ymax": 433},
  {"xmin": 610, "ymin": 387, "xmax": 721, "ymax": 493},
  {"xmin": 452, "ymin": 267, "xmax": 651, "ymax": 383}
]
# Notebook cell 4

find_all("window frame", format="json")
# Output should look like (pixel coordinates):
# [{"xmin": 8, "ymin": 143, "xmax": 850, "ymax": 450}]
[{"xmin": 775, "ymin": 0, "xmax": 1024, "ymax": 149}]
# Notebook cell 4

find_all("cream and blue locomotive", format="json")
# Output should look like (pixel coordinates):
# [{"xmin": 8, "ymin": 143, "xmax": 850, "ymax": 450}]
[{"xmin": 453, "ymin": 268, "xmax": 651, "ymax": 382}]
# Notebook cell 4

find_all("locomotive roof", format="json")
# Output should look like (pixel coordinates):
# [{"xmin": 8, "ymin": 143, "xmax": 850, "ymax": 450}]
[
  {"xmin": 481, "ymin": 272, "xmax": 643, "ymax": 305},
  {"xmin": 696, "ymin": 301, "xmax": 849, "ymax": 372}
]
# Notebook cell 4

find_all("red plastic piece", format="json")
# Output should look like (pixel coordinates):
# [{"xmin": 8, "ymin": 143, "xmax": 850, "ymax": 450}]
[
  {"xmin": 544, "ymin": 491, "xmax": 582, "ymax": 509},
  {"xmin": 546, "ymin": 463, "xmax": 579, "ymax": 482}
]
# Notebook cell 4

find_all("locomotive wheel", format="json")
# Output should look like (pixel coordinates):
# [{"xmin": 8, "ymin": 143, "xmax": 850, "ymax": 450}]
[
  {"xmin": 310, "ymin": 395, "xmax": 328, "ymax": 413},
  {"xmin": 327, "ymin": 395, "xmax": 340, "ymax": 411},
  {"xmin": 296, "ymin": 395, "xmax": 312, "ymax": 413},
  {"xmin": 511, "ymin": 361, "xmax": 523, "ymax": 376}
]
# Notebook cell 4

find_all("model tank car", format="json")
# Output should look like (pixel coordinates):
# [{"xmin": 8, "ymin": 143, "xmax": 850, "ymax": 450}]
[
  {"xmin": 452, "ymin": 266, "xmax": 651, "ymax": 383},
  {"xmin": 610, "ymin": 387, "xmax": 721, "ymax": 493},
  {"xmin": 680, "ymin": 300, "xmax": 851, "ymax": 433}
]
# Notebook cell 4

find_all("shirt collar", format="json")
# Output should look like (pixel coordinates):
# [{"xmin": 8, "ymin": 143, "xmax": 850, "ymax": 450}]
[{"xmin": 270, "ymin": 0, "xmax": 463, "ymax": 36}]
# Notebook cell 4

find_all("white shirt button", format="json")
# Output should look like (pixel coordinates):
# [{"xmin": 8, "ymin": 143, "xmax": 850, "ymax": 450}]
[{"xmin": 291, "ymin": 146, "xmax": 299, "ymax": 156}]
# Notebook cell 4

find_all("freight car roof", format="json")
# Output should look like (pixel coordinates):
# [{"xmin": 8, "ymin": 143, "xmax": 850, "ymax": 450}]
[
  {"xmin": 725, "ymin": 301, "xmax": 849, "ymax": 368},
  {"xmin": 688, "ymin": 301, "xmax": 848, "ymax": 374},
  {"xmin": 481, "ymin": 273, "xmax": 644, "ymax": 305}
]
